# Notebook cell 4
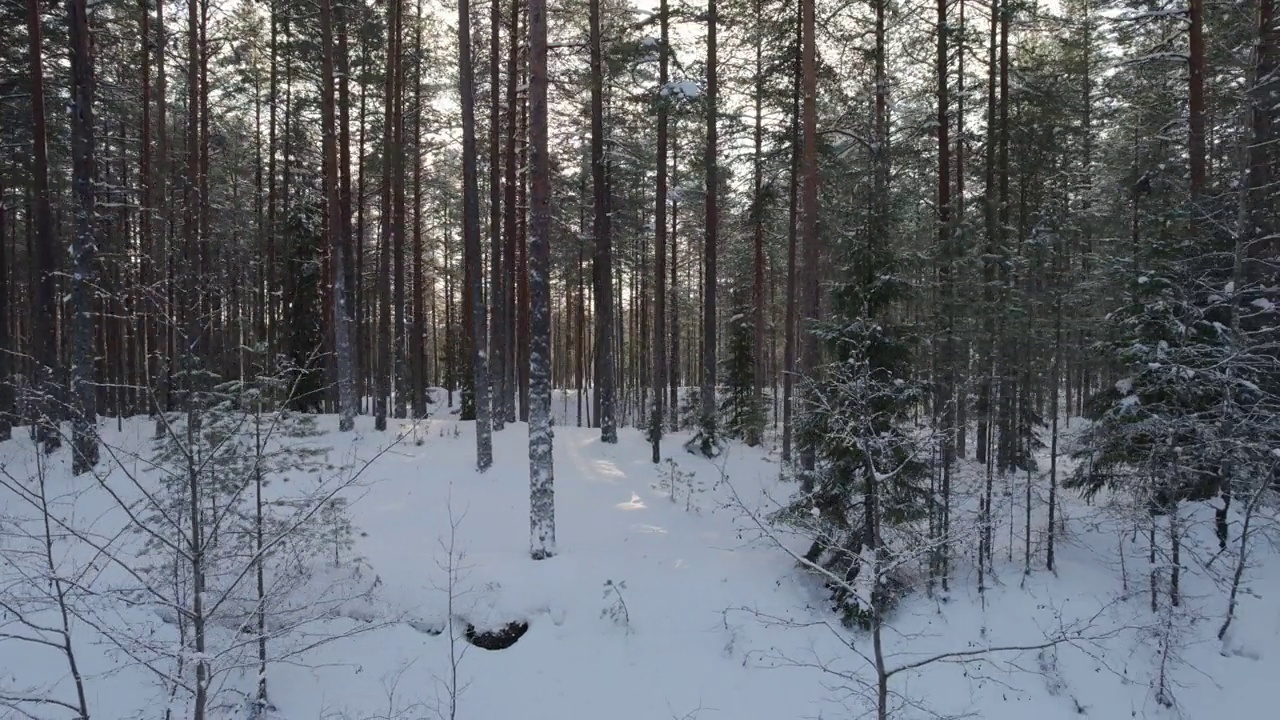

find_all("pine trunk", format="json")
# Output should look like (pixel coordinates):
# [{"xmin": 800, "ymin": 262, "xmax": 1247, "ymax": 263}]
[
  {"xmin": 700, "ymin": 0, "xmax": 719, "ymax": 450},
  {"xmin": 749, "ymin": 0, "xmax": 765, "ymax": 448},
  {"xmin": 489, "ymin": 0, "xmax": 506, "ymax": 432},
  {"xmin": 503, "ymin": 0, "xmax": 520, "ymax": 425},
  {"xmin": 27, "ymin": 0, "xmax": 61, "ymax": 453},
  {"xmin": 797, "ymin": 0, "xmax": 819, "ymax": 479},
  {"xmin": 589, "ymin": 0, "xmax": 616, "ymax": 442},
  {"xmin": 460, "ymin": 0, "xmax": 494, "ymax": 469},
  {"xmin": 528, "ymin": 0, "xmax": 556, "ymax": 558},
  {"xmin": 68, "ymin": 0, "xmax": 99, "ymax": 475},
  {"xmin": 650, "ymin": 0, "xmax": 670, "ymax": 462},
  {"xmin": 781, "ymin": 13, "xmax": 800, "ymax": 462},
  {"xmin": 321, "ymin": 0, "xmax": 356, "ymax": 432},
  {"xmin": 376, "ymin": 0, "xmax": 398, "ymax": 431}
]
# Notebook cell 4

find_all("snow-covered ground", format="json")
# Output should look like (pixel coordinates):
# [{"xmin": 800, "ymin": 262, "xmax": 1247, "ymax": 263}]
[{"xmin": 2, "ymin": 406, "xmax": 1278, "ymax": 719}]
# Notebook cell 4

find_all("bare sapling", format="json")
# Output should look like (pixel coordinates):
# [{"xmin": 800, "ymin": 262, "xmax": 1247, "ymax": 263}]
[{"xmin": 0, "ymin": 444, "xmax": 92, "ymax": 720}]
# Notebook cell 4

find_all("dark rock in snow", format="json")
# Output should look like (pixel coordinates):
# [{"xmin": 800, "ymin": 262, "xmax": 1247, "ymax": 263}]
[{"xmin": 464, "ymin": 620, "xmax": 529, "ymax": 650}]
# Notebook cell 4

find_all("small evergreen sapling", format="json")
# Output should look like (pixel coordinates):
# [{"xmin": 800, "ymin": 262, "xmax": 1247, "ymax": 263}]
[
  {"xmin": 653, "ymin": 458, "xmax": 702, "ymax": 512},
  {"xmin": 720, "ymin": 300, "xmax": 766, "ymax": 446},
  {"xmin": 600, "ymin": 579, "xmax": 631, "ymax": 633}
]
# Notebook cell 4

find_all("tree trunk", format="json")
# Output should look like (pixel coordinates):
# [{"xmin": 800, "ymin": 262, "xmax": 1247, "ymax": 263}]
[
  {"xmin": 139, "ymin": 0, "xmax": 155, "ymax": 430},
  {"xmin": 669, "ymin": 123, "xmax": 680, "ymax": 430},
  {"xmin": 699, "ymin": 0, "xmax": 720, "ymax": 452},
  {"xmin": 1188, "ymin": 0, "xmax": 1207, "ymax": 219},
  {"xmin": 528, "ymin": 0, "xmax": 556, "ymax": 559},
  {"xmin": 589, "ymin": 0, "xmax": 616, "ymax": 442},
  {"xmin": 338, "ymin": 1, "xmax": 357, "ymax": 414},
  {"xmin": 935, "ymin": 0, "xmax": 952, "ymax": 586},
  {"xmin": 26, "ymin": 0, "xmax": 61, "ymax": 453},
  {"xmin": 459, "ymin": 0, "xmax": 494, "ymax": 469},
  {"xmin": 489, "ymin": 0, "xmax": 506, "ymax": 432},
  {"xmin": 185, "ymin": 0, "xmax": 208, "ymax": 711},
  {"xmin": 0, "ymin": 171, "xmax": 8, "ymax": 439},
  {"xmin": 749, "ymin": 0, "xmax": 765, "ymax": 448},
  {"xmin": 650, "ymin": 0, "xmax": 670, "ymax": 462},
  {"xmin": 781, "ymin": 13, "xmax": 800, "ymax": 462},
  {"xmin": 392, "ymin": 13, "xmax": 408, "ymax": 421},
  {"xmin": 321, "ymin": 0, "xmax": 356, "ymax": 432},
  {"xmin": 953, "ymin": 0, "xmax": 967, "ymax": 460},
  {"xmin": 517, "ymin": 58, "xmax": 530, "ymax": 421},
  {"xmin": 1242, "ymin": 0, "xmax": 1276, "ymax": 290},
  {"xmin": 797, "ymin": 0, "xmax": 819, "ymax": 479},
  {"xmin": 67, "ymin": 0, "xmax": 100, "ymax": 474},
  {"xmin": 411, "ymin": 0, "xmax": 426, "ymax": 418},
  {"xmin": 503, "ymin": 0, "xmax": 520, "ymax": 425}
]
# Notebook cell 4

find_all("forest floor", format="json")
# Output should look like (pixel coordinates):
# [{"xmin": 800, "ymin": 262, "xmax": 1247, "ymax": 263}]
[{"xmin": 2, "ymin": 398, "xmax": 1279, "ymax": 719}]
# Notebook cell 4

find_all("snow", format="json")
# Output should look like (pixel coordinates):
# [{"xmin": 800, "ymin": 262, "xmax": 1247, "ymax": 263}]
[
  {"xmin": 3, "ymin": 409, "xmax": 1280, "ymax": 719},
  {"xmin": 661, "ymin": 79, "xmax": 703, "ymax": 100}
]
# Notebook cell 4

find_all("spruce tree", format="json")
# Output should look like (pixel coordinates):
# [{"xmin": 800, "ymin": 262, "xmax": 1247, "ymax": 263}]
[
  {"xmin": 720, "ymin": 294, "xmax": 764, "ymax": 445},
  {"xmin": 784, "ymin": 230, "xmax": 929, "ymax": 629},
  {"xmin": 283, "ymin": 195, "xmax": 326, "ymax": 413}
]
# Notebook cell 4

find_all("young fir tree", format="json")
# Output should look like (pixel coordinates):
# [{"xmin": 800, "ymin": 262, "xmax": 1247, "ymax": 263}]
[
  {"xmin": 720, "ymin": 293, "xmax": 764, "ymax": 445},
  {"xmin": 1066, "ymin": 218, "xmax": 1247, "ymax": 603},
  {"xmin": 283, "ymin": 194, "xmax": 326, "ymax": 413},
  {"xmin": 782, "ymin": 239, "xmax": 930, "ymax": 629}
]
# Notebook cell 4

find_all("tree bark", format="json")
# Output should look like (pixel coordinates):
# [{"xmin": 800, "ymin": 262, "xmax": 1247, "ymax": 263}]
[
  {"xmin": 797, "ymin": 0, "xmax": 819, "ymax": 479},
  {"xmin": 503, "ymin": 0, "xmax": 521, "ymax": 425},
  {"xmin": 411, "ymin": 0, "xmax": 426, "ymax": 418},
  {"xmin": 781, "ymin": 11, "xmax": 800, "ymax": 463},
  {"xmin": 338, "ymin": 1, "xmax": 357, "ymax": 415},
  {"xmin": 377, "ymin": 0, "xmax": 398, "ymax": 431},
  {"xmin": 26, "ymin": 0, "xmax": 61, "ymax": 453},
  {"xmin": 749, "ymin": 0, "xmax": 766, "ymax": 448},
  {"xmin": 68, "ymin": 0, "xmax": 100, "ymax": 474},
  {"xmin": 321, "ymin": 0, "xmax": 356, "ymax": 432},
  {"xmin": 650, "ymin": 0, "xmax": 670, "ymax": 463},
  {"xmin": 1188, "ymin": 0, "xmax": 1207, "ymax": 217},
  {"xmin": 528, "ymin": 0, "xmax": 556, "ymax": 558},
  {"xmin": 392, "ymin": 10, "xmax": 408, "ymax": 421},
  {"xmin": 589, "ymin": 0, "xmax": 617, "ymax": 442},
  {"xmin": 489, "ymin": 0, "xmax": 506, "ymax": 432},
  {"xmin": 1243, "ymin": 0, "xmax": 1277, "ymax": 289},
  {"xmin": 935, "ymin": 0, "xmax": 953, "ymax": 586},
  {"xmin": 700, "ymin": 0, "xmax": 720, "ymax": 451},
  {"xmin": 0, "ymin": 171, "xmax": 8, "ymax": 440},
  {"xmin": 460, "ymin": 0, "xmax": 494, "ymax": 470}
]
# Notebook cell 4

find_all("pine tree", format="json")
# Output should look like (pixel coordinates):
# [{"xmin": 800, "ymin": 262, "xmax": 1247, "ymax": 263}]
[
  {"xmin": 67, "ymin": 0, "xmax": 99, "ymax": 474},
  {"xmin": 528, "ymin": 0, "xmax": 556, "ymax": 560},
  {"xmin": 589, "ymin": 0, "xmax": 617, "ymax": 444},
  {"xmin": 458, "ymin": 0, "xmax": 493, "ymax": 470},
  {"xmin": 320, "ymin": 0, "xmax": 356, "ymax": 431},
  {"xmin": 26, "ymin": 0, "xmax": 60, "ymax": 454},
  {"xmin": 695, "ymin": 0, "xmax": 721, "ymax": 458}
]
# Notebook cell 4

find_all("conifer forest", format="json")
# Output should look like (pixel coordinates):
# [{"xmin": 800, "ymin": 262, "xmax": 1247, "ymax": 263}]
[{"xmin": 0, "ymin": 0, "xmax": 1278, "ymax": 717}]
